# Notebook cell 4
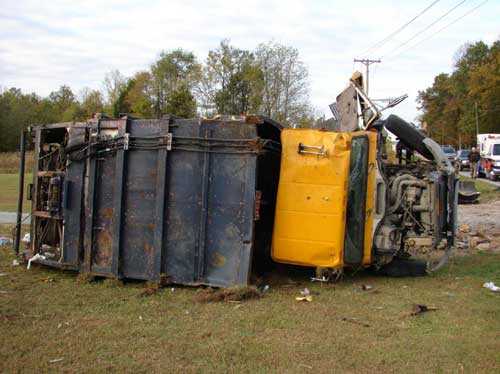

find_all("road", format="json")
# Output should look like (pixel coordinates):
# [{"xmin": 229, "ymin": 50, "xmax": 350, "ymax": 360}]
[
  {"xmin": 459, "ymin": 171, "xmax": 500, "ymax": 188},
  {"xmin": 0, "ymin": 212, "xmax": 30, "ymax": 224}
]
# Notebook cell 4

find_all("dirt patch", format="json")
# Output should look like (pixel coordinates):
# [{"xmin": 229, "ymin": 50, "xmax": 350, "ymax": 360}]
[
  {"xmin": 456, "ymin": 200, "xmax": 500, "ymax": 253},
  {"xmin": 194, "ymin": 286, "xmax": 261, "ymax": 303}
]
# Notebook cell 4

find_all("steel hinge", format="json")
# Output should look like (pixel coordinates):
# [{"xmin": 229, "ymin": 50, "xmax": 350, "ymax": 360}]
[{"xmin": 165, "ymin": 133, "xmax": 172, "ymax": 150}]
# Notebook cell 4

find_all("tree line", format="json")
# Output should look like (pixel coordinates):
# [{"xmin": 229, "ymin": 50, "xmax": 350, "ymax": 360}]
[
  {"xmin": 417, "ymin": 40, "xmax": 500, "ymax": 147},
  {"xmin": 0, "ymin": 40, "xmax": 315, "ymax": 152}
]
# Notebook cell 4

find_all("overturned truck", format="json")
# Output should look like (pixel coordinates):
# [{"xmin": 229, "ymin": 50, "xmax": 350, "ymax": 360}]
[
  {"xmin": 21, "ymin": 116, "xmax": 281, "ymax": 287},
  {"xmin": 17, "ymin": 75, "xmax": 457, "ymax": 286}
]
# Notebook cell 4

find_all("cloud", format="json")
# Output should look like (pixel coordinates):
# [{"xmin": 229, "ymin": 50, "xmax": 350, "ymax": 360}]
[{"xmin": 0, "ymin": 0, "xmax": 498, "ymax": 121}]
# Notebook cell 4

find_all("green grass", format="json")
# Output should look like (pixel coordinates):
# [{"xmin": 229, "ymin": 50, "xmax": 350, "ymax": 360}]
[
  {"xmin": 0, "ymin": 228, "xmax": 499, "ymax": 373},
  {"xmin": 0, "ymin": 173, "xmax": 32, "ymax": 212},
  {"xmin": 460, "ymin": 175, "xmax": 500, "ymax": 203}
]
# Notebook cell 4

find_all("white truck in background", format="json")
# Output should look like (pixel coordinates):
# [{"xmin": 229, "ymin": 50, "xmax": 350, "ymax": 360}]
[{"xmin": 478, "ymin": 133, "xmax": 500, "ymax": 181}]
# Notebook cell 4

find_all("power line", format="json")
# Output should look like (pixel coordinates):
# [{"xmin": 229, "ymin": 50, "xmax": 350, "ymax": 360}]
[
  {"xmin": 382, "ymin": 0, "xmax": 468, "ymax": 58},
  {"xmin": 360, "ymin": 0, "xmax": 441, "ymax": 56},
  {"xmin": 353, "ymin": 58, "xmax": 381, "ymax": 94},
  {"xmin": 390, "ymin": 0, "xmax": 490, "ymax": 60}
]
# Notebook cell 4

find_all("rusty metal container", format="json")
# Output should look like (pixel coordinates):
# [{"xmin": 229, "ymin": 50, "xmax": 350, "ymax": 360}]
[{"xmin": 27, "ymin": 115, "xmax": 281, "ymax": 287}]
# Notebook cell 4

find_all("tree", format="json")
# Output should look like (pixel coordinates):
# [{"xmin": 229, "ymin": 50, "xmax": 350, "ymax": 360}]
[
  {"xmin": 204, "ymin": 40, "xmax": 263, "ymax": 116},
  {"xmin": 151, "ymin": 49, "xmax": 201, "ymax": 117},
  {"xmin": 165, "ymin": 84, "xmax": 197, "ymax": 118},
  {"xmin": 103, "ymin": 69, "xmax": 127, "ymax": 113},
  {"xmin": 48, "ymin": 85, "xmax": 77, "ymax": 118},
  {"xmin": 80, "ymin": 88, "xmax": 104, "ymax": 118},
  {"xmin": 254, "ymin": 41, "xmax": 310, "ymax": 126},
  {"xmin": 124, "ymin": 71, "xmax": 154, "ymax": 118},
  {"xmin": 417, "ymin": 40, "xmax": 500, "ymax": 147}
]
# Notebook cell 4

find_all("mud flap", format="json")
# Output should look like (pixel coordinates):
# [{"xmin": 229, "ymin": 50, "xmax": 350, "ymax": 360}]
[{"xmin": 457, "ymin": 180, "xmax": 480, "ymax": 204}]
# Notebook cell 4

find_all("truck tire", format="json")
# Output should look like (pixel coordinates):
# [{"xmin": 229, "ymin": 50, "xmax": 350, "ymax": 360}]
[{"xmin": 384, "ymin": 115, "xmax": 434, "ymax": 160}]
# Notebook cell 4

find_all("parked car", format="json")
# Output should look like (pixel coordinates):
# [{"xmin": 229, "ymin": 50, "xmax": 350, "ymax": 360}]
[
  {"xmin": 456, "ymin": 149, "xmax": 470, "ymax": 170},
  {"xmin": 441, "ymin": 145, "xmax": 457, "ymax": 161}
]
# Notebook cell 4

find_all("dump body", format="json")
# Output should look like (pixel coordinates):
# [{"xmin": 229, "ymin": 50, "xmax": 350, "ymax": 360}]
[
  {"xmin": 27, "ymin": 116, "xmax": 281, "ymax": 287},
  {"xmin": 272, "ymin": 129, "xmax": 377, "ymax": 269}
]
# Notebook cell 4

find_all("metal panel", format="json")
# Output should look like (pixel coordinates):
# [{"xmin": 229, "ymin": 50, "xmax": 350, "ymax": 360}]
[{"xmin": 28, "ymin": 116, "xmax": 281, "ymax": 287}]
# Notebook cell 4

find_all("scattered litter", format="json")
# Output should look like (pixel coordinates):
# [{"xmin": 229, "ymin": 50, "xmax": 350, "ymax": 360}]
[
  {"xmin": 139, "ymin": 315, "xmax": 143, "ymax": 321},
  {"xmin": 27, "ymin": 253, "xmax": 46, "ymax": 269},
  {"xmin": 296, "ymin": 288, "xmax": 313, "ymax": 302},
  {"xmin": 22, "ymin": 233, "xmax": 31, "ymax": 243},
  {"xmin": 57, "ymin": 323, "xmax": 62, "ymax": 329},
  {"xmin": 0, "ymin": 236, "xmax": 12, "ymax": 246},
  {"xmin": 311, "ymin": 276, "xmax": 328, "ymax": 282},
  {"xmin": 298, "ymin": 363, "xmax": 313, "ymax": 370},
  {"xmin": 476, "ymin": 242, "xmax": 490, "ymax": 251},
  {"xmin": 194, "ymin": 286, "xmax": 261, "ymax": 303},
  {"xmin": 171, "ymin": 287, "xmax": 175, "ymax": 292},
  {"xmin": 259, "ymin": 284, "xmax": 270, "ymax": 293},
  {"xmin": 0, "ymin": 290, "xmax": 8, "ymax": 294},
  {"xmin": 12, "ymin": 259, "xmax": 20, "ymax": 267},
  {"xmin": 410, "ymin": 304, "xmax": 438, "ymax": 316},
  {"xmin": 49, "ymin": 358, "xmax": 63, "ymax": 364},
  {"xmin": 0, "ymin": 273, "xmax": 7, "ymax": 277},
  {"xmin": 458, "ymin": 224, "xmax": 471, "ymax": 233},
  {"xmin": 361, "ymin": 284, "xmax": 373, "ymax": 291},
  {"xmin": 139, "ymin": 282, "xmax": 160, "ymax": 297},
  {"xmin": 483, "ymin": 282, "xmax": 500, "ymax": 292},
  {"xmin": 341, "ymin": 317, "xmax": 370, "ymax": 327}
]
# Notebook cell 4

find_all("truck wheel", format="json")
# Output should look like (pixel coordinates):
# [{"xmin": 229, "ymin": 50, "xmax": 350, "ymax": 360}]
[{"xmin": 384, "ymin": 115, "xmax": 434, "ymax": 160}]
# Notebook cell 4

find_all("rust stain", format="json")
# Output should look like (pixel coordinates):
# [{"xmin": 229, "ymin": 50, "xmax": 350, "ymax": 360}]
[
  {"xmin": 144, "ymin": 242, "xmax": 154, "ymax": 254},
  {"xmin": 94, "ymin": 230, "xmax": 112, "ymax": 266},
  {"xmin": 210, "ymin": 252, "xmax": 226, "ymax": 268},
  {"xmin": 100, "ymin": 207, "xmax": 114, "ymax": 220}
]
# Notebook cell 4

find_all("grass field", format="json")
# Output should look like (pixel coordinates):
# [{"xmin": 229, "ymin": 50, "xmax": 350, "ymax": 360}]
[
  {"xmin": 0, "ymin": 151, "xmax": 33, "ymax": 174},
  {"xmin": 0, "ymin": 226, "xmax": 499, "ymax": 372},
  {"xmin": 0, "ymin": 173, "xmax": 32, "ymax": 212}
]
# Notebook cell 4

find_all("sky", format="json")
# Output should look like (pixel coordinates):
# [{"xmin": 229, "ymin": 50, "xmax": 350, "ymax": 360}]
[{"xmin": 0, "ymin": 0, "xmax": 499, "ymax": 122}]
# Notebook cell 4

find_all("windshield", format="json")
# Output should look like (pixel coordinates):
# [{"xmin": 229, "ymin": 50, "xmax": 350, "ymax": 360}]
[
  {"xmin": 458, "ymin": 150, "xmax": 470, "ymax": 157},
  {"xmin": 442, "ymin": 146, "xmax": 455, "ymax": 154},
  {"xmin": 493, "ymin": 144, "xmax": 500, "ymax": 156}
]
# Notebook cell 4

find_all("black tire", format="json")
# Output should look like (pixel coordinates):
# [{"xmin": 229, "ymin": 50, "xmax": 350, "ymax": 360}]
[
  {"xmin": 377, "ymin": 258, "xmax": 427, "ymax": 277},
  {"xmin": 384, "ymin": 115, "xmax": 434, "ymax": 160}
]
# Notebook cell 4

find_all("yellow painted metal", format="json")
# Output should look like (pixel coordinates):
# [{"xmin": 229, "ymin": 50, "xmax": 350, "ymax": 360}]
[
  {"xmin": 271, "ymin": 129, "xmax": 377, "ymax": 269},
  {"xmin": 360, "ymin": 131, "xmax": 377, "ymax": 266}
]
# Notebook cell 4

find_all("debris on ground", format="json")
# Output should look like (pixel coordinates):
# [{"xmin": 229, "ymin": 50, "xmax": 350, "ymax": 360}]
[
  {"xmin": 48, "ymin": 358, "xmax": 63, "ymax": 364},
  {"xmin": 296, "ymin": 288, "xmax": 313, "ymax": 302},
  {"xmin": 194, "ymin": 286, "xmax": 262, "ymax": 303},
  {"xmin": 102, "ymin": 278, "xmax": 124, "ymax": 288},
  {"xmin": 410, "ymin": 304, "xmax": 438, "ymax": 316},
  {"xmin": 0, "ymin": 236, "xmax": 12, "ymax": 246},
  {"xmin": 27, "ymin": 253, "xmax": 45, "ymax": 269},
  {"xmin": 483, "ymin": 282, "xmax": 500, "ymax": 292},
  {"xmin": 361, "ymin": 284, "xmax": 373, "ymax": 291},
  {"xmin": 457, "ymin": 201, "xmax": 500, "ymax": 253},
  {"xmin": 76, "ymin": 273, "xmax": 96, "ymax": 284},
  {"xmin": 340, "ymin": 317, "xmax": 370, "ymax": 327},
  {"xmin": 458, "ymin": 224, "xmax": 471, "ymax": 233},
  {"xmin": 139, "ymin": 282, "xmax": 160, "ymax": 297},
  {"xmin": 12, "ymin": 259, "xmax": 19, "ymax": 267}
]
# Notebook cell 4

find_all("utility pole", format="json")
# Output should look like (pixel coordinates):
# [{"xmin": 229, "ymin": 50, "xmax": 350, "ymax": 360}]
[
  {"xmin": 474, "ymin": 101, "xmax": 479, "ymax": 138},
  {"xmin": 353, "ymin": 58, "xmax": 381, "ymax": 95}
]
